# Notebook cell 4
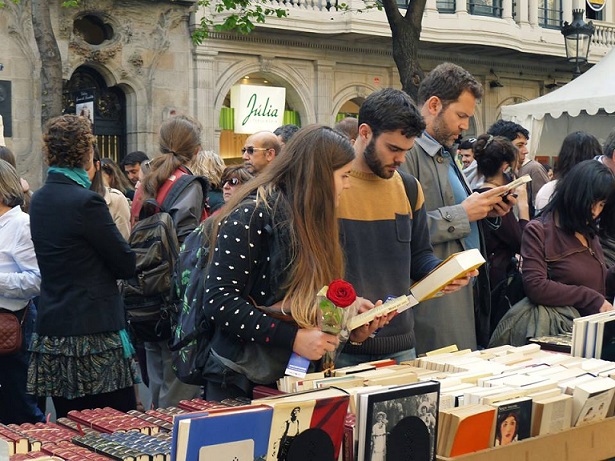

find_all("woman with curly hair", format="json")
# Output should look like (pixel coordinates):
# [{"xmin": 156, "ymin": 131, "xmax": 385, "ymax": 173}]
[{"xmin": 27, "ymin": 115, "xmax": 137, "ymax": 417}]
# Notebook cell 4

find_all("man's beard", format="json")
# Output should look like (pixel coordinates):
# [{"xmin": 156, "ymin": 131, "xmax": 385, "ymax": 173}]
[
  {"xmin": 364, "ymin": 138, "xmax": 398, "ymax": 179},
  {"xmin": 431, "ymin": 114, "xmax": 456, "ymax": 149}
]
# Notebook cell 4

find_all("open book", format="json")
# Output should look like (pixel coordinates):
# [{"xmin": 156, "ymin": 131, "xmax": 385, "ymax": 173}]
[
  {"xmin": 410, "ymin": 249, "xmax": 486, "ymax": 302},
  {"xmin": 500, "ymin": 174, "xmax": 532, "ymax": 195},
  {"xmin": 346, "ymin": 295, "xmax": 417, "ymax": 331}
]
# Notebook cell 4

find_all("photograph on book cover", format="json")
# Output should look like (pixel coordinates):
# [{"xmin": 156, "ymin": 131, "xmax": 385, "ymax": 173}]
[{"xmin": 363, "ymin": 389, "xmax": 439, "ymax": 461}]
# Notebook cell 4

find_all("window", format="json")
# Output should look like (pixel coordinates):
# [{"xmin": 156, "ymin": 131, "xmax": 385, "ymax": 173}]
[{"xmin": 538, "ymin": 0, "xmax": 562, "ymax": 29}]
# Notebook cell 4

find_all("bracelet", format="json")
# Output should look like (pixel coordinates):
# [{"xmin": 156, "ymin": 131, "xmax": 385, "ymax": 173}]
[{"xmin": 348, "ymin": 340, "xmax": 364, "ymax": 346}]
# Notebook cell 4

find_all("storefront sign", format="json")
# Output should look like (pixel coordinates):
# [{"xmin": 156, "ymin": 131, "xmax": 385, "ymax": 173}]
[
  {"xmin": 231, "ymin": 84, "xmax": 285, "ymax": 134},
  {"xmin": 587, "ymin": 0, "xmax": 605, "ymax": 12}
]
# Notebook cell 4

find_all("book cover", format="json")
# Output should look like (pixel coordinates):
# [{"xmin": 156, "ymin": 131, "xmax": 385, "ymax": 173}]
[
  {"xmin": 174, "ymin": 406, "xmax": 273, "ymax": 461},
  {"xmin": 263, "ymin": 391, "xmax": 349, "ymax": 461},
  {"xmin": 492, "ymin": 397, "xmax": 532, "ymax": 447},
  {"xmin": 595, "ymin": 314, "xmax": 615, "ymax": 360},
  {"xmin": 410, "ymin": 249, "xmax": 485, "ymax": 302},
  {"xmin": 357, "ymin": 380, "xmax": 440, "ymax": 461},
  {"xmin": 531, "ymin": 394, "xmax": 573, "ymax": 436},
  {"xmin": 439, "ymin": 404, "xmax": 496, "ymax": 457},
  {"xmin": 572, "ymin": 377, "xmax": 615, "ymax": 426}
]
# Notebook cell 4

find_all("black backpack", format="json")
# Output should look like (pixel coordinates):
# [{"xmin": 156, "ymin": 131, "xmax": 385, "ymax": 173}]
[
  {"xmin": 123, "ymin": 174, "xmax": 208, "ymax": 343},
  {"xmin": 169, "ymin": 220, "xmax": 214, "ymax": 384},
  {"xmin": 169, "ymin": 211, "xmax": 280, "ymax": 385}
]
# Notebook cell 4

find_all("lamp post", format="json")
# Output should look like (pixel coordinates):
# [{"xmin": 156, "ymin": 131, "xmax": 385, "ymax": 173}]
[{"xmin": 561, "ymin": 9, "xmax": 595, "ymax": 78}]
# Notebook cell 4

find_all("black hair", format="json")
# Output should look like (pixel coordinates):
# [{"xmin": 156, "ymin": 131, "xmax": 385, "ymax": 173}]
[
  {"xmin": 473, "ymin": 134, "xmax": 518, "ymax": 178},
  {"xmin": 458, "ymin": 137, "xmax": 476, "ymax": 150},
  {"xmin": 554, "ymin": 131, "xmax": 602, "ymax": 179},
  {"xmin": 543, "ymin": 160, "xmax": 615, "ymax": 237},
  {"xmin": 417, "ymin": 62, "xmax": 483, "ymax": 108},
  {"xmin": 487, "ymin": 120, "xmax": 530, "ymax": 142},
  {"xmin": 274, "ymin": 124, "xmax": 300, "ymax": 144},
  {"xmin": 495, "ymin": 411, "xmax": 519, "ymax": 442},
  {"xmin": 358, "ymin": 88, "xmax": 425, "ymax": 138},
  {"xmin": 121, "ymin": 150, "xmax": 149, "ymax": 167}
]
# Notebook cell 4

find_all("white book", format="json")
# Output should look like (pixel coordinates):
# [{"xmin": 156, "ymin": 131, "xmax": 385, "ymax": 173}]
[
  {"xmin": 572, "ymin": 377, "xmax": 615, "ymax": 426},
  {"xmin": 410, "ymin": 249, "xmax": 485, "ymax": 302}
]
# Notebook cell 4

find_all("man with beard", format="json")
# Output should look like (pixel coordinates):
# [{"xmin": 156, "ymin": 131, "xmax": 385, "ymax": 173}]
[
  {"xmin": 336, "ymin": 88, "xmax": 474, "ymax": 367},
  {"xmin": 401, "ymin": 63, "xmax": 513, "ymax": 353}
]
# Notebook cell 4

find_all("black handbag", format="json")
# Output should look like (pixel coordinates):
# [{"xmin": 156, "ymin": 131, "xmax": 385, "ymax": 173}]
[{"xmin": 489, "ymin": 258, "xmax": 525, "ymax": 335}]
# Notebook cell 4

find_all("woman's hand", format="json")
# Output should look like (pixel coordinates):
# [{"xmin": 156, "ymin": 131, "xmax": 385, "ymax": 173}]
[
  {"xmin": 293, "ymin": 328, "xmax": 339, "ymax": 360},
  {"xmin": 599, "ymin": 300, "xmax": 614, "ymax": 313},
  {"xmin": 348, "ymin": 297, "xmax": 396, "ymax": 344},
  {"xmin": 440, "ymin": 269, "xmax": 479, "ymax": 295}
]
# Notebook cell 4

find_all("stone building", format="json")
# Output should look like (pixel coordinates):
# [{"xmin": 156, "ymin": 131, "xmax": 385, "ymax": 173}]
[{"xmin": 1, "ymin": 0, "xmax": 614, "ymax": 186}]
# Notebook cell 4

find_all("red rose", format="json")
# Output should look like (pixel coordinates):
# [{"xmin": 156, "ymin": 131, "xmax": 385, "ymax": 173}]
[{"xmin": 326, "ymin": 279, "xmax": 357, "ymax": 308}]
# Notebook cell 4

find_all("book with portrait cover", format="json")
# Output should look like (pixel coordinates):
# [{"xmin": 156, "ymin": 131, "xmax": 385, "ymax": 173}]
[
  {"xmin": 172, "ymin": 405, "xmax": 273, "ymax": 461},
  {"xmin": 257, "ymin": 387, "xmax": 350, "ymax": 461},
  {"xmin": 357, "ymin": 380, "xmax": 440, "ymax": 461},
  {"xmin": 491, "ymin": 397, "xmax": 532, "ymax": 447}
]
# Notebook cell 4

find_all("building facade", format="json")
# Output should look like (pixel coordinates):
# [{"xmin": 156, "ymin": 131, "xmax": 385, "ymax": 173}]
[{"xmin": 1, "ymin": 0, "xmax": 614, "ymax": 185}]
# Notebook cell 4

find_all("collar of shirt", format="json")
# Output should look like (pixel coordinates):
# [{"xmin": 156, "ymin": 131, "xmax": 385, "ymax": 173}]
[
  {"xmin": 0, "ymin": 206, "xmax": 21, "ymax": 230},
  {"xmin": 416, "ymin": 131, "xmax": 445, "ymax": 157}
]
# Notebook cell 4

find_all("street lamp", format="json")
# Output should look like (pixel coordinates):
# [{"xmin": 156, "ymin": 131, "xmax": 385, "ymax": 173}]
[{"xmin": 561, "ymin": 9, "xmax": 595, "ymax": 78}]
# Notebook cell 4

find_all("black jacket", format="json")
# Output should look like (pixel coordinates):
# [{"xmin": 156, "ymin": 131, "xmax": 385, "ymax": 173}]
[{"xmin": 30, "ymin": 173, "xmax": 136, "ymax": 336}]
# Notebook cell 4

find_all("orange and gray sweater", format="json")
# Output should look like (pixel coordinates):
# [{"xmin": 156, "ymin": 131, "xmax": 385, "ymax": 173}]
[{"xmin": 338, "ymin": 170, "xmax": 441, "ymax": 355}]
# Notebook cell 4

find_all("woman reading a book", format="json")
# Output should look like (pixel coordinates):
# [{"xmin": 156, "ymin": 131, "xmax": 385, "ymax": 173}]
[
  {"xmin": 473, "ymin": 134, "xmax": 530, "ymax": 334},
  {"xmin": 473, "ymin": 134, "xmax": 530, "ymax": 289},
  {"xmin": 521, "ymin": 160, "xmax": 615, "ymax": 315},
  {"xmin": 201, "ymin": 125, "xmax": 387, "ymax": 400}
]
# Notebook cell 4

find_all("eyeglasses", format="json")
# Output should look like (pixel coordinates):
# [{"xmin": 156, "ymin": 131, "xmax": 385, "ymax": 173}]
[
  {"xmin": 222, "ymin": 177, "xmax": 242, "ymax": 187},
  {"xmin": 241, "ymin": 147, "xmax": 270, "ymax": 155}
]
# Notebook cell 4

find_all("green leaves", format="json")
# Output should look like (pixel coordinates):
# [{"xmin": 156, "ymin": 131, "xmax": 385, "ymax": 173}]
[{"xmin": 192, "ymin": 0, "xmax": 287, "ymax": 44}]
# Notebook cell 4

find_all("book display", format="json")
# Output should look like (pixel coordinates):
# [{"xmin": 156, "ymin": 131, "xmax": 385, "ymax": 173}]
[{"xmin": 5, "ymin": 345, "xmax": 615, "ymax": 461}]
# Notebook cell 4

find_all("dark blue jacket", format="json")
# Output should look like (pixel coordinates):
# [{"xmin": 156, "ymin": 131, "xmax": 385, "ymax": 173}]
[{"xmin": 30, "ymin": 173, "xmax": 136, "ymax": 336}]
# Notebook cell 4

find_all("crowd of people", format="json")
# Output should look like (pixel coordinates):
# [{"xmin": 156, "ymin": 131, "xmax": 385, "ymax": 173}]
[{"xmin": 1, "ymin": 60, "xmax": 615, "ymax": 422}]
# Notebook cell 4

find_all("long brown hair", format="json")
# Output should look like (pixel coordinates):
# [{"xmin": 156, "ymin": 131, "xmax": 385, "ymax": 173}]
[
  {"xmin": 211, "ymin": 125, "xmax": 355, "ymax": 328},
  {"xmin": 140, "ymin": 115, "xmax": 202, "ymax": 201}
]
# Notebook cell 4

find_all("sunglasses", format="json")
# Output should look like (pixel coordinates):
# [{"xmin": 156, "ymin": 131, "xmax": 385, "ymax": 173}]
[
  {"xmin": 223, "ymin": 177, "xmax": 242, "ymax": 187},
  {"xmin": 241, "ymin": 147, "xmax": 270, "ymax": 155}
]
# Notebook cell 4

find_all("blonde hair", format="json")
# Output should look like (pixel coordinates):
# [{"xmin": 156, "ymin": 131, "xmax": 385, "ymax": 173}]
[
  {"xmin": 211, "ymin": 125, "xmax": 355, "ymax": 328},
  {"xmin": 189, "ymin": 150, "xmax": 225, "ymax": 188},
  {"xmin": 0, "ymin": 159, "xmax": 24, "ymax": 208}
]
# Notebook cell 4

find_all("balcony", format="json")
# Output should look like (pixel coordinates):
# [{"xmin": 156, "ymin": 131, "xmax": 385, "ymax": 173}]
[{"xmin": 200, "ymin": 0, "xmax": 615, "ymax": 63}]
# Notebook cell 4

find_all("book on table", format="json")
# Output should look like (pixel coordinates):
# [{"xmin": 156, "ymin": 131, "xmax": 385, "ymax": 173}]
[
  {"xmin": 356, "ymin": 380, "xmax": 440, "ymax": 461},
  {"xmin": 490, "ymin": 396, "xmax": 532, "ymax": 447},
  {"xmin": 571, "ymin": 377, "xmax": 615, "ymax": 426},
  {"xmin": 410, "ymin": 249, "xmax": 486, "ymax": 302},
  {"xmin": 254, "ymin": 387, "xmax": 350, "ymax": 461},
  {"xmin": 172, "ymin": 405, "xmax": 273, "ymax": 461},
  {"xmin": 437, "ymin": 404, "xmax": 496, "ymax": 457}
]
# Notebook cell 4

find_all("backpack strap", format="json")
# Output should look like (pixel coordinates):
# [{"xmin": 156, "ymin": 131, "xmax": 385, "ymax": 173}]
[
  {"xmin": 398, "ymin": 170, "xmax": 419, "ymax": 212},
  {"xmin": 160, "ymin": 174, "xmax": 209, "ymax": 214}
]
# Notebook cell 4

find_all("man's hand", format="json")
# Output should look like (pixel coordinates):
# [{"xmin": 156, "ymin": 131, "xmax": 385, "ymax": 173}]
[
  {"xmin": 440, "ymin": 269, "xmax": 479, "ymax": 295},
  {"xmin": 348, "ymin": 297, "xmax": 396, "ymax": 344},
  {"xmin": 462, "ymin": 185, "xmax": 512, "ymax": 221}
]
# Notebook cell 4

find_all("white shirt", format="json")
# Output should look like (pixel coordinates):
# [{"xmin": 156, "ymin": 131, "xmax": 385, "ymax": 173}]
[
  {"xmin": 0, "ymin": 206, "xmax": 41, "ymax": 311},
  {"xmin": 534, "ymin": 180, "xmax": 557, "ymax": 214}
]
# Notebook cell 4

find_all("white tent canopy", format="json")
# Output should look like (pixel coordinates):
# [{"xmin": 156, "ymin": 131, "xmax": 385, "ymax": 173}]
[{"xmin": 501, "ymin": 48, "xmax": 615, "ymax": 158}]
